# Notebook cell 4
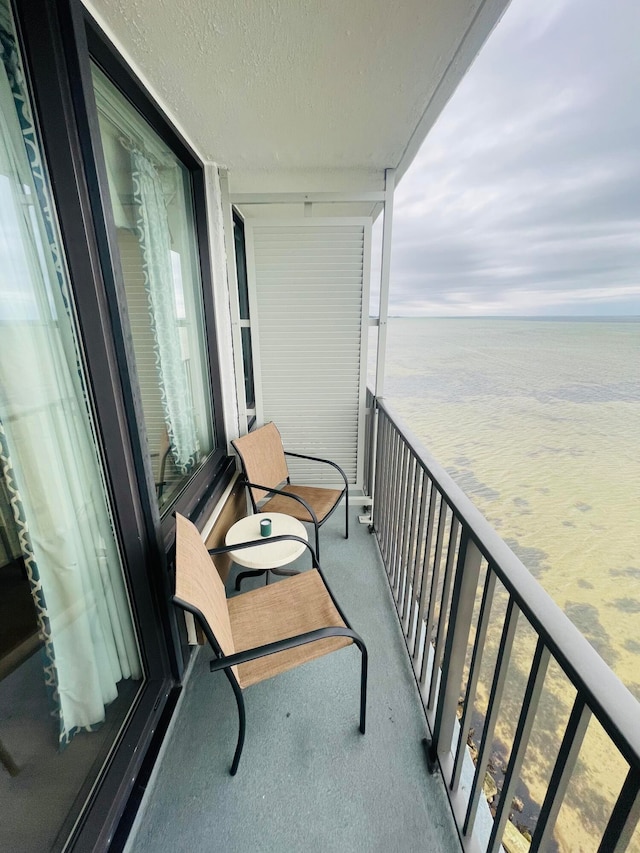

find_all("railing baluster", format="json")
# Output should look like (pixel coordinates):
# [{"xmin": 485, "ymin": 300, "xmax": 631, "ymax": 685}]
[
  {"xmin": 411, "ymin": 482, "xmax": 437, "ymax": 665},
  {"xmin": 451, "ymin": 568, "xmax": 497, "ymax": 792},
  {"xmin": 426, "ymin": 514, "xmax": 459, "ymax": 703},
  {"xmin": 401, "ymin": 461, "xmax": 422, "ymax": 631},
  {"xmin": 397, "ymin": 444, "xmax": 413, "ymax": 599},
  {"xmin": 371, "ymin": 403, "xmax": 384, "ymax": 530},
  {"xmin": 389, "ymin": 431, "xmax": 401, "ymax": 588},
  {"xmin": 487, "ymin": 639, "xmax": 550, "ymax": 853},
  {"xmin": 373, "ymin": 411, "xmax": 386, "ymax": 548},
  {"xmin": 425, "ymin": 534, "xmax": 482, "ymax": 771},
  {"xmin": 420, "ymin": 494, "xmax": 448, "ymax": 672},
  {"xmin": 464, "ymin": 596, "xmax": 520, "ymax": 837},
  {"xmin": 395, "ymin": 441, "xmax": 411, "ymax": 597},
  {"xmin": 389, "ymin": 427, "xmax": 404, "ymax": 588},
  {"xmin": 364, "ymin": 390, "xmax": 375, "ymax": 497},
  {"xmin": 597, "ymin": 766, "xmax": 640, "ymax": 853},
  {"xmin": 408, "ymin": 476, "xmax": 430, "ymax": 654},
  {"xmin": 530, "ymin": 696, "xmax": 591, "ymax": 853},
  {"xmin": 379, "ymin": 416, "xmax": 394, "ymax": 574},
  {"xmin": 379, "ymin": 415, "xmax": 393, "ymax": 567},
  {"xmin": 384, "ymin": 420, "xmax": 399, "ymax": 573},
  {"xmin": 397, "ymin": 452, "xmax": 416, "ymax": 611}
]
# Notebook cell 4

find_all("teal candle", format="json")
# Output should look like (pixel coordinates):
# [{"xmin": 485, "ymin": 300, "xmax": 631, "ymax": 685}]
[{"xmin": 260, "ymin": 518, "xmax": 272, "ymax": 537}]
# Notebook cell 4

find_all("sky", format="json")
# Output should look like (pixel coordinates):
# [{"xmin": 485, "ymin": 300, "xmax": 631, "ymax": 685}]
[{"xmin": 380, "ymin": 0, "xmax": 640, "ymax": 317}]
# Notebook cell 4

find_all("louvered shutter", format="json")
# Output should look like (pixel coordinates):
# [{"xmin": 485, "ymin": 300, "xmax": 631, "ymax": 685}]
[{"xmin": 245, "ymin": 219, "xmax": 371, "ymax": 488}]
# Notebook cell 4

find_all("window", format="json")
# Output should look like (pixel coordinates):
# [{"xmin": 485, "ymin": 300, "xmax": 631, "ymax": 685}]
[
  {"xmin": 91, "ymin": 65, "xmax": 217, "ymax": 512},
  {"xmin": 0, "ymin": 5, "xmax": 142, "ymax": 849},
  {"xmin": 233, "ymin": 211, "xmax": 256, "ymax": 418}
]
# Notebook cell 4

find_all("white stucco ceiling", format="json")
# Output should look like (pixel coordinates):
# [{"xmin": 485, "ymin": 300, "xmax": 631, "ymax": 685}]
[{"xmin": 85, "ymin": 0, "xmax": 509, "ymax": 190}]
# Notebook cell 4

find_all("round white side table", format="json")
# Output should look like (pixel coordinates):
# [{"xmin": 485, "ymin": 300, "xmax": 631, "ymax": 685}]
[{"xmin": 225, "ymin": 512, "xmax": 308, "ymax": 589}]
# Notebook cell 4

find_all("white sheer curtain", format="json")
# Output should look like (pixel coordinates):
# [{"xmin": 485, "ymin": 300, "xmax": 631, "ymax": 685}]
[
  {"xmin": 0, "ymin": 37, "xmax": 141, "ymax": 746},
  {"xmin": 131, "ymin": 149, "xmax": 200, "ymax": 474}
]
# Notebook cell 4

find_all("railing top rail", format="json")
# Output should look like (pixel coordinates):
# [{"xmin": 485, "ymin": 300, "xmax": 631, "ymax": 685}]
[{"xmin": 374, "ymin": 394, "xmax": 640, "ymax": 770}]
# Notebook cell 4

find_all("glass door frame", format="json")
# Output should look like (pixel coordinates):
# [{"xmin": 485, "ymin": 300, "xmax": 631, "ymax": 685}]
[{"xmin": 8, "ymin": 0, "xmax": 234, "ymax": 848}]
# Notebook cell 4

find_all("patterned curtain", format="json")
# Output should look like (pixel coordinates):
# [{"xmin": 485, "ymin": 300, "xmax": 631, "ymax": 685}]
[
  {"xmin": 131, "ymin": 149, "xmax": 200, "ymax": 474},
  {"xmin": 0, "ymin": 21, "xmax": 141, "ymax": 747}
]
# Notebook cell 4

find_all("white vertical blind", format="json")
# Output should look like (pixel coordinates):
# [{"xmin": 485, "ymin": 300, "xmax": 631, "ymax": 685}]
[{"xmin": 246, "ymin": 220, "xmax": 370, "ymax": 488}]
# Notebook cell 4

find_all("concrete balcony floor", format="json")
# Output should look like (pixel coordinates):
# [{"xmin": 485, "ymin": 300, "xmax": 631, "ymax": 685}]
[{"xmin": 126, "ymin": 508, "xmax": 461, "ymax": 853}]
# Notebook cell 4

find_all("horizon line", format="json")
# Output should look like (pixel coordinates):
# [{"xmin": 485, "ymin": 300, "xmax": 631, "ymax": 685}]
[{"xmin": 376, "ymin": 314, "xmax": 640, "ymax": 320}]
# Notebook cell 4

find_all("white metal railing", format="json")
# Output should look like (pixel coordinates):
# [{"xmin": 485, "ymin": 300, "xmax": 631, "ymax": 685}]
[{"xmin": 368, "ymin": 393, "xmax": 640, "ymax": 853}]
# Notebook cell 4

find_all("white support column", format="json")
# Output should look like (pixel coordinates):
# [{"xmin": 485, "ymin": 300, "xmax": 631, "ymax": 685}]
[
  {"xmin": 375, "ymin": 168, "xmax": 395, "ymax": 398},
  {"xmin": 218, "ymin": 169, "xmax": 248, "ymax": 440},
  {"xmin": 360, "ymin": 169, "xmax": 395, "ymax": 524}
]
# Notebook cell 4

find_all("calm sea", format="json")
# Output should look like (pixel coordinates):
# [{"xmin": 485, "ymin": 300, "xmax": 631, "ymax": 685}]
[
  {"xmin": 380, "ymin": 316, "xmax": 640, "ymax": 696},
  {"xmin": 378, "ymin": 317, "xmax": 640, "ymax": 846}
]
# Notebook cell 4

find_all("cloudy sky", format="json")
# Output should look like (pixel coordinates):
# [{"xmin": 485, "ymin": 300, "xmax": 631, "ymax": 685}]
[{"xmin": 381, "ymin": 0, "xmax": 640, "ymax": 317}]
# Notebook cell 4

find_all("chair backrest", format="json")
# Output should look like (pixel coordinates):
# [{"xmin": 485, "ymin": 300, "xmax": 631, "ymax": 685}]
[
  {"xmin": 174, "ymin": 513, "xmax": 238, "ymax": 677},
  {"xmin": 232, "ymin": 422, "xmax": 289, "ymax": 505}
]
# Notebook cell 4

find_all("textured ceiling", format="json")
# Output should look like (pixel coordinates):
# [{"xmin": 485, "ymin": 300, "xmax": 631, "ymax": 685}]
[{"xmin": 85, "ymin": 0, "xmax": 506, "ymax": 184}]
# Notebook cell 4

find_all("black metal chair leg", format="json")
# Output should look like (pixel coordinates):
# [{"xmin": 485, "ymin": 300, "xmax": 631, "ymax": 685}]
[
  {"xmin": 345, "ymin": 486, "xmax": 349, "ymax": 540},
  {"xmin": 355, "ymin": 638, "xmax": 368, "ymax": 734},
  {"xmin": 225, "ymin": 670, "xmax": 246, "ymax": 776}
]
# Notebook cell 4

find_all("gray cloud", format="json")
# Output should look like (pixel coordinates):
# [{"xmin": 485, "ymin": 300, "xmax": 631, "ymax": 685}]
[{"xmin": 383, "ymin": 0, "xmax": 640, "ymax": 315}]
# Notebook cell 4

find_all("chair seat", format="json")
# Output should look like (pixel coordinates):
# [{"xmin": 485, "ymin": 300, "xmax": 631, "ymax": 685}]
[
  {"xmin": 228, "ymin": 570, "xmax": 352, "ymax": 689},
  {"xmin": 262, "ymin": 485, "xmax": 343, "ymax": 525},
  {"xmin": 174, "ymin": 512, "xmax": 366, "ymax": 775}
]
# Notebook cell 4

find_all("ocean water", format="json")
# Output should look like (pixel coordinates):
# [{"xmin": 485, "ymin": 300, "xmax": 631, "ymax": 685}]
[{"xmin": 377, "ymin": 317, "xmax": 640, "ymax": 847}]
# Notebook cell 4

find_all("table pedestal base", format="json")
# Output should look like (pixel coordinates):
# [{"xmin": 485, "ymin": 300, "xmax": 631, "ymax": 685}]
[{"xmin": 235, "ymin": 566, "xmax": 298, "ymax": 591}]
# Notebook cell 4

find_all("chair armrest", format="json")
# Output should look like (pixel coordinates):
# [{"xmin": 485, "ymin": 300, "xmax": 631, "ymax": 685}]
[
  {"xmin": 239, "ymin": 478, "xmax": 320, "ymax": 527},
  {"xmin": 283, "ymin": 451, "xmax": 349, "ymax": 491},
  {"xmin": 209, "ymin": 625, "xmax": 365, "ymax": 673},
  {"xmin": 208, "ymin": 534, "xmax": 318, "ymax": 568}
]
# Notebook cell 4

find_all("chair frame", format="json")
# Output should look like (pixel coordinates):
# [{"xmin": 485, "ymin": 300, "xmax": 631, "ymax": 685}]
[
  {"xmin": 172, "ymin": 534, "xmax": 367, "ymax": 776},
  {"xmin": 232, "ymin": 426, "xmax": 350, "ymax": 561}
]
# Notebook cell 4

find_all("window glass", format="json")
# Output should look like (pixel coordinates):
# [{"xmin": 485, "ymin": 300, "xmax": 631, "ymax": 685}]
[
  {"xmin": 0, "ymin": 7, "xmax": 142, "ymax": 850},
  {"xmin": 92, "ymin": 65, "xmax": 214, "ymax": 511},
  {"xmin": 233, "ymin": 213, "xmax": 256, "ymax": 410}
]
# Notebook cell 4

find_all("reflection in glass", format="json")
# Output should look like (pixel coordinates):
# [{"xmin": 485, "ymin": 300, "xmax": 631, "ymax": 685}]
[
  {"xmin": 233, "ymin": 213, "xmax": 256, "ymax": 409},
  {"xmin": 92, "ymin": 65, "xmax": 214, "ymax": 510}
]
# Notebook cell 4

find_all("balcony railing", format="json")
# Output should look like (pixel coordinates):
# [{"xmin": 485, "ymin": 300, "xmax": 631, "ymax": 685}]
[{"xmin": 367, "ymin": 393, "xmax": 640, "ymax": 852}]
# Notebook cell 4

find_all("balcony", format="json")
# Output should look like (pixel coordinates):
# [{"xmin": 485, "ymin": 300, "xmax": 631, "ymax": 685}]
[
  {"xmin": 126, "ymin": 399, "xmax": 640, "ymax": 853},
  {"xmin": 125, "ymin": 510, "xmax": 461, "ymax": 852}
]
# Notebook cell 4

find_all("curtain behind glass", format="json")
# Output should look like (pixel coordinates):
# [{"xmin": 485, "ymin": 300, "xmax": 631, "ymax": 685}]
[
  {"xmin": 131, "ymin": 149, "xmax": 200, "ymax": 474},
  {"xmin": 0, "ymin": 23, "xmax": 141, "ymax": 746},
  {"xmin": 92, "ymin": 65, "xmax": 214, "ymax": 511}
]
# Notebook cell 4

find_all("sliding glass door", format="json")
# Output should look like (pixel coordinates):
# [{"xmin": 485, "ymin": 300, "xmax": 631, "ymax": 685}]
[{"xmin": 0, "ymin": 3, "xmax": 142, "ymax": 849}]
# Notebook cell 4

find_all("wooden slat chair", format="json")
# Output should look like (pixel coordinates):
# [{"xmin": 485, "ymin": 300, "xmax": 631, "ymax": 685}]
[
  {"xmin": 173, "ymin": 513, "xmax": 367, "ymax": 775},
  {"xmin": 231, "ymin": 422, "xmax": 349, "ymax": 563}
]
